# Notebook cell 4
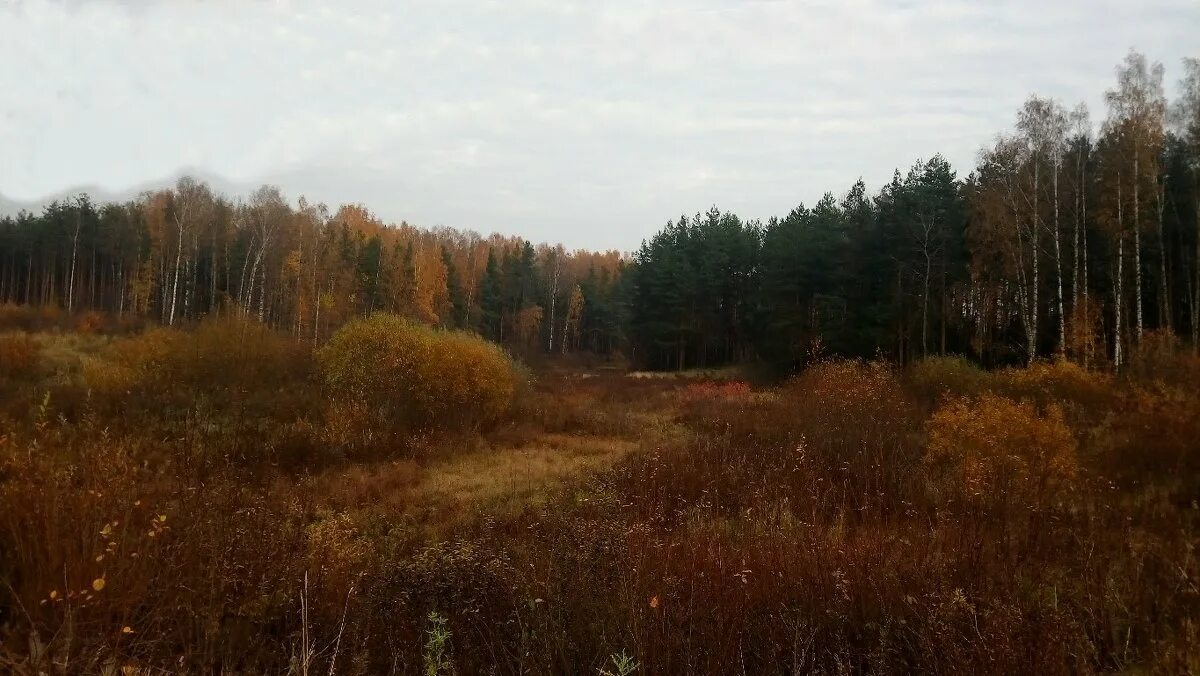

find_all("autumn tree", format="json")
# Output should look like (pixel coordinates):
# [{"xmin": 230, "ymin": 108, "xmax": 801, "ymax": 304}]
[{"xmin": 1105, "ymin": 49, "xmax": 1167, "ymax": 347}]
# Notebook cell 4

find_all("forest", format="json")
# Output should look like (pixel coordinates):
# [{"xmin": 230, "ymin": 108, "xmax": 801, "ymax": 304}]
[
  {"xmin": 2, "ymin": 52, "xmax": 1199, "ymax": 373},
  {"xmin": 0, "ymin": 49, "xmax": 1199, "ymax": 675}
]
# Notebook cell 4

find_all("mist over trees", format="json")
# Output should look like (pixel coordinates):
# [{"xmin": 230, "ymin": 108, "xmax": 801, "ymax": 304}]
[{"xmin": 2, "ymin": 49, "xmax": 1197, "ymax": 372}]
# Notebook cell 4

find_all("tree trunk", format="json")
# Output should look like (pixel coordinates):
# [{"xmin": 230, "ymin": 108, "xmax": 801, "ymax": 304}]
[
  {"xmin": 1030, "ymin": 229, "xmax": 1039, "ymax": 363},
  {"xmin": 896, "ymin": 265, "xmax": 904, "ymax": 366},
  {"xmin": 211, "ymin": 225, "xmax": 219, "ymax": 316},
  {"xmin": 237, "ymin": 236, "xmax": 253, "ymax": 310},
  {"xmin": 1028, "ymin": 161, "xmax": 1040, "ymax": 363},
  {"xmin": 1115, "ymin": 176, "xmax": 1125, "ymax": 370},
  {"xmin": 313, "ymin": 278, "xmax": 322, "ymax": 346},
  {"xmin": 1116, "ymin": 233, "xmax": 1125, "ymax": 370},
  {"xmin": 168, "ymin": 215, "xmax": 184, "ymax": 326},
  {"xmin": 1082, "ymin": 164, "xmax": 1090, "ymax": 366},
  {"xmin": 1053, "ymin": 162, "xmax": 1065, "ymax": 358},
  {"xmin": 1133, "ymin": 152, "xmax": 1143, "ymax": 343},
  {"xmin": 548, "ymin": 254, "xmax": 559, "ymax": 353},
  {"xmin": 1157, "ymin": 179, "xmax": 1170, "ymax": 330},
  {"xmin": 940, "ymin": 263, "xmax": 947, "ymax": 355},
  {"xmin": 257, "ymin": 252, "xmax": 268, "ymax": 322},
  {"xmin": 1195, "ymin": 171, "xmax": 1200, "ymax": 352},
  {"xmin": 67, "ymin": 211, "xmax": 81, "ymax": 314},
  {"xmin": 1072, "ymin": 150, "xmax": 1081, "ymax": 313},
  {"xmin": 921, "ymin": 248, "xmax": 931, "ymax": 358}
]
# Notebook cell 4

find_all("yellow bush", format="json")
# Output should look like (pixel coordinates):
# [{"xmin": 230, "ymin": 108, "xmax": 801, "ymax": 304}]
[
  {"xmin": 926, "ymin": 393, "xmax": 1078, "ymax": 500},
  {"xmin": 906, "ymin": 355, "xmax": 989, "ymax": 402},
  {"xmin": 305, "ymin": 512, "xmax": 376, "ymax": 604},
  {"xmin": 317, "ymin": 313, "xmax": 518, "ymax": 434},
  {"xmin": 993, "ymin": 360, "xmax": 1114, "ymax": 415},
  {"xmin": 84, "ymin": 317, "xmax": 313, "ymax": 418},
  {"xmin": 94, "ymin": 319, "xmax": 309, "ymax": 393}
]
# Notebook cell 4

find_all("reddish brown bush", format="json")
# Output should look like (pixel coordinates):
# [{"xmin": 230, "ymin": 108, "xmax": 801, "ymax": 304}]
[
  {"xmin": 74, "ymin": 310, "xmax": 105, "ymax": 334},
  {"xmin": 0, "ymin": 331, "xmax": 40, "ymax": 381}
]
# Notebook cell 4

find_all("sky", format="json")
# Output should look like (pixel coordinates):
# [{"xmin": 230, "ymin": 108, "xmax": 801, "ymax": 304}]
[{"xmin": 1, "ymin": 0, "xmax": 1197, "ymax": 251}]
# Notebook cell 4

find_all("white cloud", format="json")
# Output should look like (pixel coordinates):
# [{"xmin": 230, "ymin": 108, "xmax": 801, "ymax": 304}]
[{"xmin": 1, "ymin": 0, "xmax": 1196, "ymax": 249}]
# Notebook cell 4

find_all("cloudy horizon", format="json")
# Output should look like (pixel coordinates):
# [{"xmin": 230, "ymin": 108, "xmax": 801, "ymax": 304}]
[{"xmin": 2, "ymin": 0, "xmax": 1197, "ymax": 250}]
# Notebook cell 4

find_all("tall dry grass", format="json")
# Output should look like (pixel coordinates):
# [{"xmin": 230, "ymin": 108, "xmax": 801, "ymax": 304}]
[{"xmin": 0, "ymin": 323, "xmax": 1198, "ymax": 673}]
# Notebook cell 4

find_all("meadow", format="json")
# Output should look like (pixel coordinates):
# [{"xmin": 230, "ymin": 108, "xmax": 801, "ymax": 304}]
[{"xmin": 0, "ymin": 307, "xmax": 1198, "ymax": 674}]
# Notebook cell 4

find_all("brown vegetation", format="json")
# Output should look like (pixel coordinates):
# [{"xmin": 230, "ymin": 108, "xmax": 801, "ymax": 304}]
[{"xmin": 1, "ymin": 321, "xmax": 1198, "ymax": 674}]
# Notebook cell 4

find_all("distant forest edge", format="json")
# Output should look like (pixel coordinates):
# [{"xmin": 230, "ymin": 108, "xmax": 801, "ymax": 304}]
[{"xmin": 2, "ymin": 50, "xmax": 1199, "ymax": 372}]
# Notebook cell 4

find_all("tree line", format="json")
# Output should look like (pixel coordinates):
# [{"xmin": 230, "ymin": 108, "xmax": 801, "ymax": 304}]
[
  {"xmin": 2, "ymin": 50, "xmax": 1197, "ymax": 372},
  {"xmin": 630, "ymin": 51, "xmax": 1200, "ymax": 370},
  {"xmin": 0, "ymin": 184, "xmax": 626, "ymax": 356}
]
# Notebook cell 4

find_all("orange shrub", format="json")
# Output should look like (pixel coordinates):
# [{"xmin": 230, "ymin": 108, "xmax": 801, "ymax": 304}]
[
  {"xmin": 317, "ymin": 314, "xmax": 519, "ymax": 436},
  {"xmin": 926, "ymin": 393, "xmax": 1078, "ymax": 502}
]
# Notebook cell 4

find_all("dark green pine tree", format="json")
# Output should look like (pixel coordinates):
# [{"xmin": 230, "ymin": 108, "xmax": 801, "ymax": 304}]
[
  {"xmin": 477, "ymin": 249, "xmax": 503, "ymax": 341},
  {"xmin": 630, "ymin": 215, "xmax": 696, "ymax": 369},
  {"xmin": 839, "ymin": 178, "xmax": 890, "ymax": 357},
  {"xmin": 355, "ymin": 235, "xmax": 385, "ymax": 314},
  {"xmin": 441, "ymin": 246, "xmax": 466, "ymax": 328}
]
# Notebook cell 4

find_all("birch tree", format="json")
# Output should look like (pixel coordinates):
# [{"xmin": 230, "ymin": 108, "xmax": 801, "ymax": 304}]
[
  {"xmin": 1105, "ymin": 50, "xmax": 1167, "ymax": 345},
  {"xmin": 1018, "ymin": 96, "xmax": 1070, "ymax": 356},
  {"xmin": 1067, "ymin": 106, "xmax": 1092, "ymax": 320},
  {"xmin": 970, "ymin": 136, "xmax": 1041, "ymax": 362}
]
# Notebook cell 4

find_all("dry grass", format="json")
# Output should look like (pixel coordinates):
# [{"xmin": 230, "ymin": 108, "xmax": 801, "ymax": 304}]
[
  {"xmin": 414, "ymin": 434, "xmax": 637, "ymax": 507},
  {"xmin": 1, "ymin": 323, "xmax": 1199, "ymax": 674}
]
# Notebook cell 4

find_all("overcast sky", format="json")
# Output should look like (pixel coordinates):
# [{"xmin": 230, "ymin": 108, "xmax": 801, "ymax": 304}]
[{"xmin": 1, "ymin": 0, "xmax": 1197, "ymax": 250}]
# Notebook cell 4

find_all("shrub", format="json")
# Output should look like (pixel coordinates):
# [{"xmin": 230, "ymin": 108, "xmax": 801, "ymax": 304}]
[
  {"xmin": 665, "ymin": 359, "xmax": 923, "ymax": 523},
  {"xmin": 81, "ymin": 316, "xmax": 315, "ymax": 426},
  {"xmin": 100, "ymin": 317, "xmax": 306, "ymax": 386},
  {"xmin": 0, "ymin": 303, "xmax": 64, "ymax": 332},
  {"xmin": 781, "ymin": 359, "xmax": 915, "ymax": 444},
  {"xmin": 0, "ymin": 428, "xmax": 311, "ymax": 673},
  {"xmin": 74, "ymin": 310, "xmax": 106, "ymax": 334},
  {"xmin": 905, "ymin": 355, "xmax": 989, "ymax": 404},
  {"xmin": 992, "ymin": 359, "xmax": 1116, "ymax": 428},
  {"xmin": 317, "ymin": 314, "xmax": 519, "ymax": 437},
  {"xmin": 925, "ymin": 393, "xmax": 1078, "ymax": 504},
  {"xmin": 1094, "ymin": 383, "xmax": 1200, "ymax": 496},
  {"xmin": 678, "ymin": 380, "xmax": 752, "ymax": 403},
  {"xmin": 1126, "ymin": 329, "xmax": 1200, "ymax": 389},
  {"xmin": 0, "ymin": 331, "xmax": 41, "ymax": 381}
]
